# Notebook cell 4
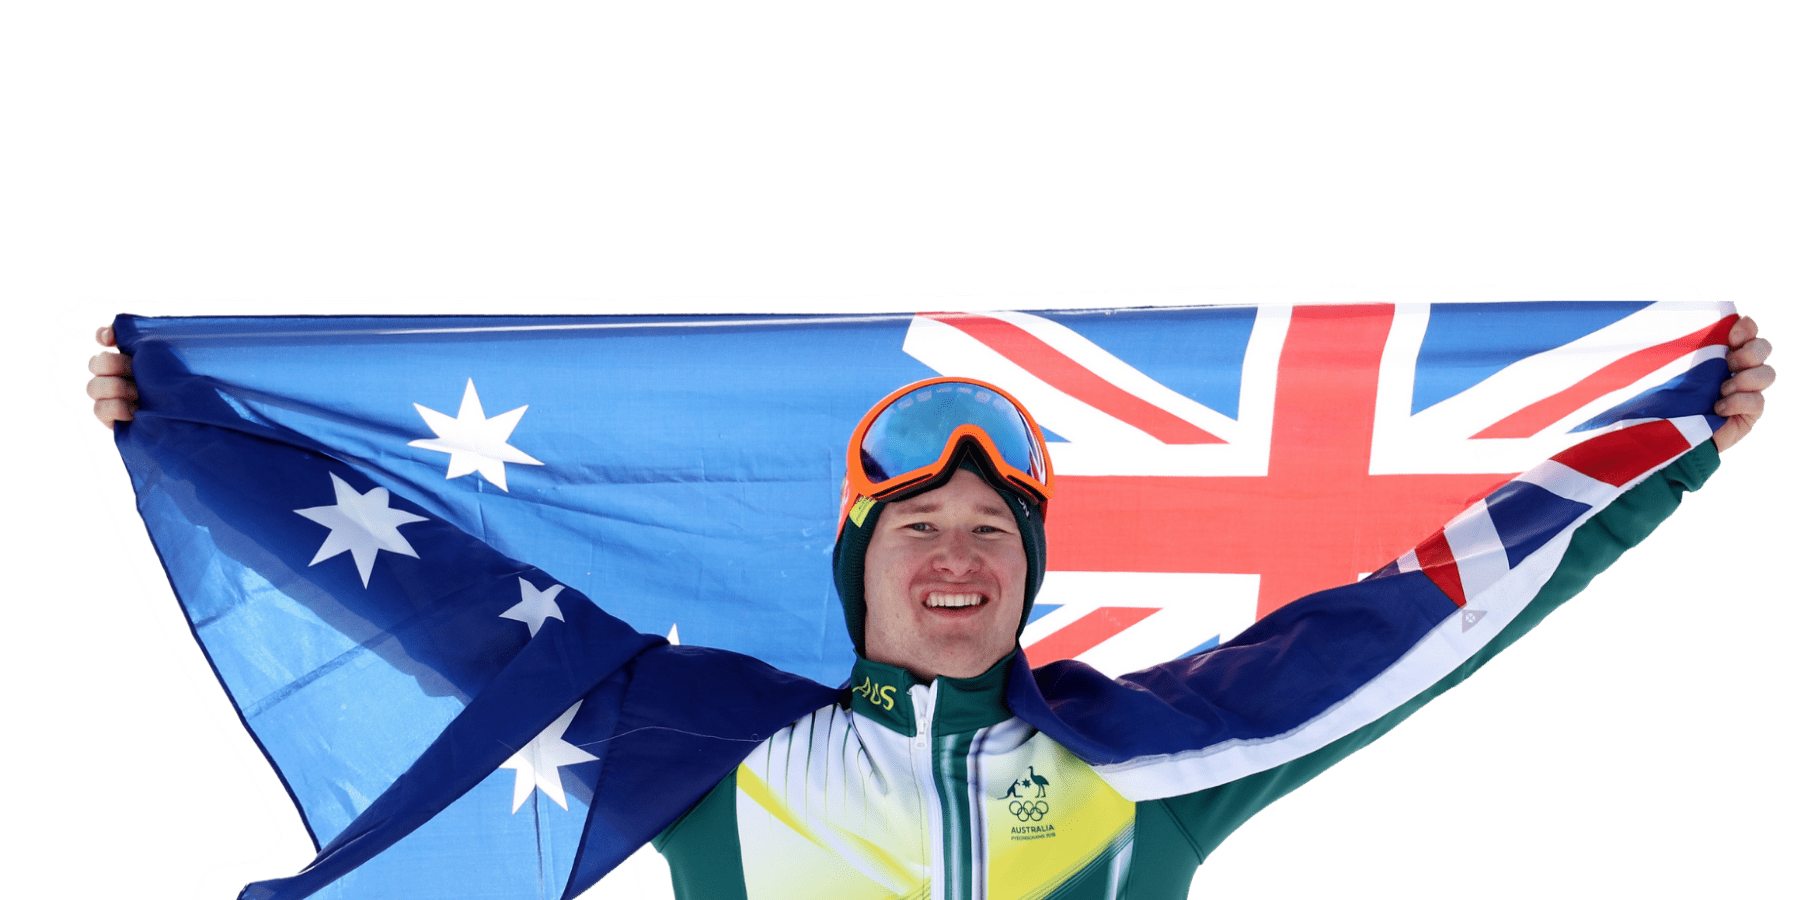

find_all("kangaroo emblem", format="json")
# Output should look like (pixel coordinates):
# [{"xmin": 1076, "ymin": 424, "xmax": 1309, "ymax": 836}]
[{"xmin": 1003, "ymin": 766, "xmax": 1051, "ymax": 799}]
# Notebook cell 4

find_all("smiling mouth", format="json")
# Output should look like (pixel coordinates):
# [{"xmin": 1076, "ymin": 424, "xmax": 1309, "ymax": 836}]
[{"xmin": 926, "ymin": 591, "xmax": 987, "ymax": 609}]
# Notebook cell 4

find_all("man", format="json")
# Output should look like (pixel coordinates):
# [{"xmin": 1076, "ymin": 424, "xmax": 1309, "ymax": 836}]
[{"xmin": 88, "ymin": 317, "xmax": 1775, "ymax": 900}]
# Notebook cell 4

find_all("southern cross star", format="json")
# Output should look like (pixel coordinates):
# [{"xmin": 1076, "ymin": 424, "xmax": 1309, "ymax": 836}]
[
  {"xmin": 293, "ymin": 472, "xmax": 429, "ymax": 587},
  {"xmin": 500, "ymin": 701, "xmax": 599, "ymax": 813},
  {"xmin": 409, "ymin": 379, "xmax": 544, "ymax": 491},
  {"xmin": 500, "ymin": 578, "xmax": 565, "ymax": 637}
]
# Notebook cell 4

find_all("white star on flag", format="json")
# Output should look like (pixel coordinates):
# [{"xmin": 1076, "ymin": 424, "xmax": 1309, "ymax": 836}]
[
  {"xmin": 409, "ymin": 379, "xmax": 544, "ymax": 491},
  {"xmin": 500, "ymin": 578, "xmax": 565, "ymax": 637},
  {"xmin": 294, "ymin": 473, "xmax": 429, "ymax": 587},
  {"xmin": 500, "ymin": 701, "xmax": 598, "ymax": 813}
]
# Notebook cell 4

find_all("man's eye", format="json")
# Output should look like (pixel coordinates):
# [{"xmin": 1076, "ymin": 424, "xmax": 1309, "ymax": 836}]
[{"xmin": 906, "ymin": 522, "xmax": 933, "ymax": 532}]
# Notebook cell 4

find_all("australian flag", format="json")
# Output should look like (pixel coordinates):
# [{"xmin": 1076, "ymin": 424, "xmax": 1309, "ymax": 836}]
[{"xmin": 112, "ymin": 301, "xmax": 1733, "ymax": 899}]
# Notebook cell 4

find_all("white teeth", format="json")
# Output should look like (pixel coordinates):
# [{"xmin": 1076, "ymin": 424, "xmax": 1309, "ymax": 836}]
[{"xmin": 926, "ymin": 592, "xmax": 984, "ymax": 608}]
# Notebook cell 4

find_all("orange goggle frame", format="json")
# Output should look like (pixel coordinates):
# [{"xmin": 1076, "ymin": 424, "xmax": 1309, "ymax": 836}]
[{"xmin": 838, "ymin": 377, "xmax": 1054, "ymax": 534}]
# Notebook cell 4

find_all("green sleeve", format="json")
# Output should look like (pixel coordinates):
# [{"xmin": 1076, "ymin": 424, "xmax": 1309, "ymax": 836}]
[{"xmin": 652, "ymin": 771, "xmax": 749, "ymax": 900}]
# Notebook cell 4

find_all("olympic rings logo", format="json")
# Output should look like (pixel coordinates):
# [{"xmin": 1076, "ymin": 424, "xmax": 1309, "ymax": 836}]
[{"xmin": 1008, "ymin": 800, "xmax": 1050, "ymax": 821}]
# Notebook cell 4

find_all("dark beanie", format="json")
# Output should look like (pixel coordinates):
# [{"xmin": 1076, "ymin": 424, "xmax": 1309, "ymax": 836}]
[{"xmin": 833, "ymin": 454, "xmax": 1048, "ymax": 658}]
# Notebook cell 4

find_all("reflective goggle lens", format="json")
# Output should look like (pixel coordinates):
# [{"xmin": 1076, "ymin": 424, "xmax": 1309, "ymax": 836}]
[{"xmin": 858, "ymin": 382, "xmax": 1048, "ymax": 494}]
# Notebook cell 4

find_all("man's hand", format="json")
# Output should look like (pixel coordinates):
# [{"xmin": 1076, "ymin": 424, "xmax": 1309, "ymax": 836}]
[
  {"xmin": 88, "ymin": 325, "xmax": 138, "ymax": 429},
  {"xmin": 1714, "ymin": 315, "xmax": 1774, "ymax": 452}
]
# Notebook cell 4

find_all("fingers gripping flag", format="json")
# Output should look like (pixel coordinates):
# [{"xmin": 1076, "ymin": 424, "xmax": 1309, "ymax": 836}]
[{"xmin": 112, "ymin": 302, "xmax": 1732, "ymax": 899}]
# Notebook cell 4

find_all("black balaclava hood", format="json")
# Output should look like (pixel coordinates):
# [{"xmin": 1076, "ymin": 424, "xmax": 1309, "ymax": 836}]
[{"xmin": 832, "ymin": 449, "xmax": 1048, "ymax": 659}]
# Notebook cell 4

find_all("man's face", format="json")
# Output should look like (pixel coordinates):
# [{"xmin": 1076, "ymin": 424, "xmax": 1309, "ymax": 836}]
[{"xmin": 862, "ymin": 467, "xmax": 1028, "ymax": 681}]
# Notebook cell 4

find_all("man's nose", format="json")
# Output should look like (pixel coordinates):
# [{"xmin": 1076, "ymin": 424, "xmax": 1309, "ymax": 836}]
[{"xmin": 931, "ymin": 532, "xmax": 982, "ymax": 575}]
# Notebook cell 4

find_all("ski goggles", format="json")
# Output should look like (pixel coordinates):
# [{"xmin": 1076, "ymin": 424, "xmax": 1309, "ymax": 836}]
[{"xmin": 840, "ymin": 377, "xmax": 1054, "ymax": 532}]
